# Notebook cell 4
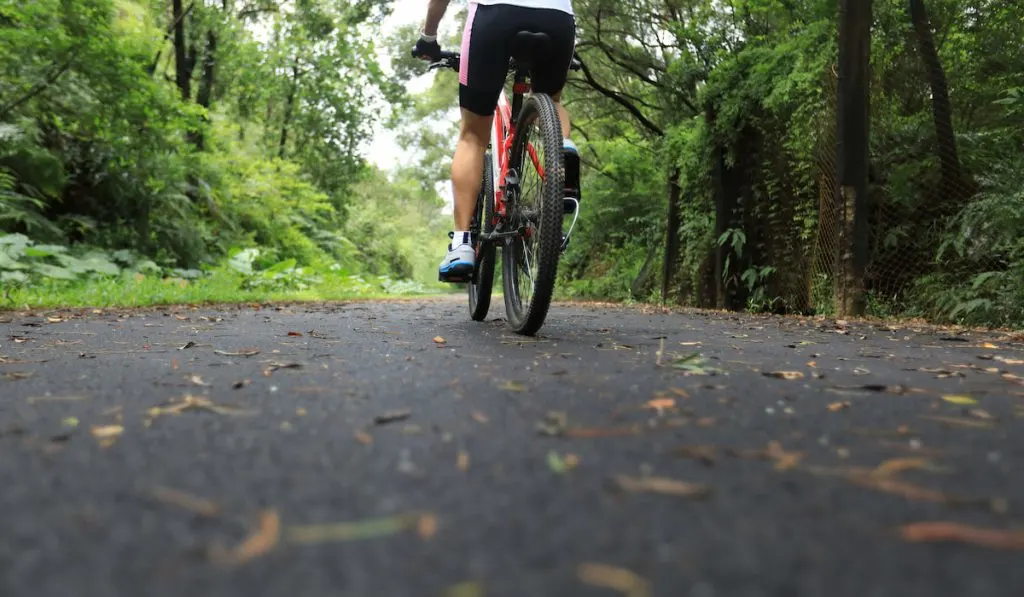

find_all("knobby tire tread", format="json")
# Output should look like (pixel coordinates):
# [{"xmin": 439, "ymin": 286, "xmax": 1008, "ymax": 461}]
[
  {"xmin": 468, "ymin": 152, "xmax": 496, "ymax": 321},
  {"xmin": 502, "ymin": 93, "xmax": 563, "ymax": 336}
]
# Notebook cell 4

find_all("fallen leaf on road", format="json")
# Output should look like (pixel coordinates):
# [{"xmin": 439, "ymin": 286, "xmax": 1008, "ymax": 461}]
[
  {"xmin": 26, "ymin": 395, "xmax": 88, "ymax": 404},
  {"xmin": 433, "ymin": 336, "xmax": 447, "ymax": 345},
  {"xmin": 577, "ymin": 562, "xmax": 650, "ymax": 597},
  {"xmin": 442, "ymin": 581, "xmax": 485, "ymax": 597},
  {"xmin": 287, "ymin": 512, "xmax": 428, "ymax": 544},
  {"xmin": 374, "ymin": 410, "xmax": 411, "ymax": 425},
  {"xmin": 828, "ymin": 401, "xmax": 851, "ymax": 412},
  {"xmin": 547, "ymin": 451, "xmax": 579, "ymax": 473},
  {"xmin": 212, "ymin": 509, "xmax": 280, "ymax": 566},
  {"xmin": 178, "ymin": 341, "xmax": 196, "ymax": 350},
  {"xmin": 417, "ymin": 513, "xmax": 438, "ymax": 540},
  {"xmin": 644, "ymin": 398, "xmax": 675, "ymax": 414},
  {"xmin": 764, "ymin": 371, "xmax": 804, "ymax": 380},
  {"xmin": 354, "ymin": 430, "xmax": 373, "ymax": 444},
  {"xmin": 941, "ymin": 395, "xmax": 978, "ymax": 405},
  {"xmin": 263, "ymin": 362, "xmax": 302, "ymax": 376},
  {"xmin": 920, "ymin": 415, "xmax": 994, "ymax": 429},
  {"xmin": 872, "ymin": 458, "xmax": 947, "ymax": 477},
  {"xmin": 968, "ymin": 408, "xmax": 994, "ymax": 420},
  {"xmin": 187, "ymin": 375, "xmax": 208, "ymax": 386},
  {"xmin": 766, "ymin": 441, "xmax": 802, "ymax": 471},
  {"xmin": 847, "ymin": 474, "xmax": 964, "ymax": 505},
  {"xmin": 214, "ymin": 349, "xmax": 260, "ymax": 357},
  {"xmin": 498, "ymin": 380, "xmax": 526, "ymax": 392},
  {"xmin": 62, "ymin": 417, "xmax": 79, "ymax": 428},
  {"xmin": 146, "ymin": 394, "xmax": 256, "ymax": 423},
  {"xmin": 671, "ymin": 445, "xmax": 717, "ymax": 466},
  {"xmin": 3, "ymin": 371, "xmax": 34, "ymax": 381},
  {"xmin": 457, "ymin": 450, "xmax": 469, "ymax": 471},
  {"xmin": 612, "ymin": 474, "xmax": 712, "ymax": 499},
  {"xmin": 287, "ymin": 331, "xmax": 303, "ymax": 337},
  {"xmin": 672, "ymin": 353, "xmax": 719, "ymax": 376},
  {"xmin": 536, "ymin": 411, "xmax": 568, "ymax": 436},
  {"xmin": 994, "ymin": 356, "xmax": 1024, "ymax": 365},
  {"xmin": 149, "ymin": 486, "xmax": 220, "ymax": 517},
  {"xmin": 899, "ymin": 522, "xmax": 1024, "ymax": 549},
  {"xmin": 471, "ymin": 411, "xmax": 489, "ymax": 424},
  {"xmin": 90, "ymin": 425, "xmax": 123, "ymax": 447}
]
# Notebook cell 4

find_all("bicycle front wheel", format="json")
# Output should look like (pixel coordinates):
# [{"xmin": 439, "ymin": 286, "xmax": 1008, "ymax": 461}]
[{"xmin": 501, "ymin": 93, "xmax": 564, "ymax": 336}]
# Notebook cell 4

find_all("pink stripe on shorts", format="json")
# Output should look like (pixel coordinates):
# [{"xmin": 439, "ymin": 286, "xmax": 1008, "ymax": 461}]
[{"xmin": 459, "ymin": 3, "xmax": 478, "ymax": 86}]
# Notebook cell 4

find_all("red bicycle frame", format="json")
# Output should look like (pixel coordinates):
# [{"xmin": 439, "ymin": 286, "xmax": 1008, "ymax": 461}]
[{"xmin": 489, "ymin": 80, "xmax": 545, "ymax": 226}]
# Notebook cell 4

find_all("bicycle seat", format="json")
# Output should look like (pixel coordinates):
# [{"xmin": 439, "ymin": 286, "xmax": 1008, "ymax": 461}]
[{"xmin": 511, "ymin": 31, "xmax": 551, "ymax": 64}]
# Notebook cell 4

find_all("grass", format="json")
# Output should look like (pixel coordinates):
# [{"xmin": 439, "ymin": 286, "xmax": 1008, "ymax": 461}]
[{"xmin": 2, "ymin": 270, "xmax": 456, "ymax": 311}]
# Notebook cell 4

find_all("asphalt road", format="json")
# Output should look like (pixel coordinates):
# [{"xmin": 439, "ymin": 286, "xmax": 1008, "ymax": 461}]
[{"xmin": 2, "ymin": 296, "xmax": 1023, "ymax": 597}]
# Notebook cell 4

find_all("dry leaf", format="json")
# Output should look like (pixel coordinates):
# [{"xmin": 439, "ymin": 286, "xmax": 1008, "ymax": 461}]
[
  {"xmin": 848, "ymin": 474, "xmax": 957, "ymax": 504},
  {"xmin": 766, "ymin": 441, "xmax": 802, "ymax": 471},
  {"xmin": 672, "ymin": 445, "xmax": 717, "ymax": 466},
  {"xmin": 287, "ymin": 331, "xmax": 303, "ymax": 337},
  {"xmin": 374, "ymin": 410, "xmax": 411, "ymax": 425},
  {"xmin": 498, "ymin": 380, "xmax": 526, "ymax": 392},
  {"xmin": 577, "ymin": 563, "xmax": 651, "ymax": 597},
  {"xmin": 26, "ymin": 395, "xmax": 88, "ymax": 404},
  {"xmin": 150, "ymin": 486, "xmax": 219, "ymax": 517},
  {"xmin": 433, "ymin": 336, "xmax": 447, "ymax": 344},
  {"xmin": 90, "ymin": 424, "xmax": 123, "ymax": 442},
  {"xmin": 3, "ymin": 371, "xmax": 34, "ymax": 381},
  {"xmin": 941, "ymin": 394, "xmax": 978, "ymax": 405},
  {"xmin": 471, "ymin": 411, "xmax": 489, "ymax": 424},
  {"xmin": 213, "ymin": 509, "xmax": 280, "ymax": 567},
  {"xmin": 899, "ymin": 522, "xmax": 1024, "ymax": 549},
  {"xmin": 612, "ymin": 474, "xmax": 712, "ymax": 499},
  {"xmin": 457, "ymin": 450, "xmax": 470, "ymax": 471},
  {"xmin": 828, "ymin": 401, "xmax": 851, "ymax": 412},
  {"xmin": 764, "ymin": 371, "xmax": 805, "ymax": 380},
  {"xmin": 644, "ymin": 398, "xmax": 675, "ymax": 413},
  {"xmin": 994, "ymin": 356, "xmax": 1024, "ymax": 365},
  {"xmin": 416, "ymin": 513, "xmax": 438, "ymax": 540},
  {"xmin": 872, "ymin": 458, "xmax": 946, "ymax": 477},
  {"xmin": 668, "ymin": 387, "xmax": 690, "ymax": 398},
  {"xmin": 287, "ymin": 512, "xmax": 425, "ymax": 544},
  {"xmin": 920, "ymin": 415, "xmax": 994, "ymax": 429},
  {"xmin": 354, "ymin": 430, "xmax": 373, "ymax": 444},
  {"xmin": 214, "ymin": 349, "xmax": 260, "ymax": 357}
]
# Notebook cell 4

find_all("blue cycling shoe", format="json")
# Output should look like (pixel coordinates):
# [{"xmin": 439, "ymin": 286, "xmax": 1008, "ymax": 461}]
[{"xmin": 438, "ymin": 232, "xmax": 475, "ymax": 283}]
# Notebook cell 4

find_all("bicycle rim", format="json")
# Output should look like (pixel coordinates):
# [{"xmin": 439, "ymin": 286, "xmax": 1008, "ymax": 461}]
[{"xmin": 501, "ymin": 93, "xmax": 564, "ymax": 336}]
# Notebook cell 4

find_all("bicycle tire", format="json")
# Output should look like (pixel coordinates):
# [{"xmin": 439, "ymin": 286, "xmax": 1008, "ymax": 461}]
[
  {"xmin": 468, "ymin": 151, "xmax": 496, "ymax": 321},
  {"xmin": 502, "ymin": 93, "xmax": 564, "ymax": 336}
]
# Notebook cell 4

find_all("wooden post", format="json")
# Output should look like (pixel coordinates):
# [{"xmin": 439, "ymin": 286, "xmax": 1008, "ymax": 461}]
[{"xmin": 836, "ymin": 0, "xmax": 872, "ymax": 316}]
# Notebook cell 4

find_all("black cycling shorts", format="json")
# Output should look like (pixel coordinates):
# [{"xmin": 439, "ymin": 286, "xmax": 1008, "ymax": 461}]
[{"xmin": 458, "ymin": 3, "xmax": 576, "ymax": 117}]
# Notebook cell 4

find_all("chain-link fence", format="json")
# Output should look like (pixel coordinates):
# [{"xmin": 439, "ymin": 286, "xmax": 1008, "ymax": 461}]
[{"xmin": 802, "ymin": 4, "xmax": 1022, "ymax": 328}]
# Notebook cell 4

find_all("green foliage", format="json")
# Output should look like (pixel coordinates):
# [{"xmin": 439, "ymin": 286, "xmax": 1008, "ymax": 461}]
[{"xmin": 1, "ymin": 0, "xmax": 447, "ymax": 306}]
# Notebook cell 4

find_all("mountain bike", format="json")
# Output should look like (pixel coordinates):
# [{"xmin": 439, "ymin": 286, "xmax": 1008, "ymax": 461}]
[{"xmin": 428, "ymin": 33, "xmax": 582, "ymax": 336}]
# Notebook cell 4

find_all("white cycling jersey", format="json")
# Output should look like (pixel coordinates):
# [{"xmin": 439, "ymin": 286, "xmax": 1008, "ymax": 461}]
[{"xmin": 472, "ymin": 0, "xmax": 573, "ymax": 16}]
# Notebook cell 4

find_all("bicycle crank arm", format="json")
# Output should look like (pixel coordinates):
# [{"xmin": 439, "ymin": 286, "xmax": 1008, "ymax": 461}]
[{"xmin": 479, "ymin": 230, "xmax": 523, "ymax": 242}]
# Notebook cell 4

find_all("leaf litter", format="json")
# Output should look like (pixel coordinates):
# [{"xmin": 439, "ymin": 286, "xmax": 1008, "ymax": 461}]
[
  {"xmin": 577, "ymin": 562, "xmax": 650, "ymax": 597},
  {"xmin": 149, "ymin": 486, "xmax": 220, "ymax": 517},
  {"xmin": 145, "ymin": 394, "xmax": 256, "ymax": 424},
  {"xmin": 611, "ymin": 474, "xmax": 712, "ymax": 499},
  {"xmin": 287, "ymin": 511, "xmax": 437, "ymax": 545},
  {"xmin": 899, "ymin": 522, "xmax": 1024, "ymax": 550},
  {"xmin": 210, "ymin": 509, "xmax": 280, "ymax": 567}
]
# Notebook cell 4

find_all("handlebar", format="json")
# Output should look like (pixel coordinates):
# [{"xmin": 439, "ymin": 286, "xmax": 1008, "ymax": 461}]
[{"xmin": 422, "ymin": 50, "xmax": 583, "ymax": 73}]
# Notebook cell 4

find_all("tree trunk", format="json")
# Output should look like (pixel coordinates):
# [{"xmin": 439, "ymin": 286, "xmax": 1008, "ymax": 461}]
[
  {"xmin": 908, "ymin": 0, "xmax": 962, "ymax": 189},
  {"xmin": 661, "ymin": 167, "xmax": 681, "ymax": 302},
  {"xmin": 172, "ymin": 0, "xmax": 191, "ymax": 100},
  {"xmin": 836, "ymin": 0, "xmax": 872, "ymax": 317},
  {"xmin": 191, "ymin": 29, "xmax": 218, "ymax": 150},
  {"xmin": 278, "ymin": 65, "xmax": 300, "ymax": 159}
]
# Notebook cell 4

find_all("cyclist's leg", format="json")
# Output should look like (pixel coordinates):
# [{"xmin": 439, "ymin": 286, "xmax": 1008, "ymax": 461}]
[
  {"xmin": 439, "ymin": 2, "xmax": 509, "ymax": 282},
  {"xmin": 524, "ymin": 8, "xmax": 580, "ymax": 207}
]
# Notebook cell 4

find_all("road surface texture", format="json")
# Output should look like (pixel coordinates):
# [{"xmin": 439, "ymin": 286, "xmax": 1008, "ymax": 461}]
[{"xmin": 2, "ymin": 295, "xmax": 1023, "ymax": 597}]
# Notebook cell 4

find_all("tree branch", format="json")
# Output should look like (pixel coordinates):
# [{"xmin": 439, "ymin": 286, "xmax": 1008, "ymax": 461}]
[{"xmin": 574, "ymin": 56, "xmax": 663, "ymax": 136}]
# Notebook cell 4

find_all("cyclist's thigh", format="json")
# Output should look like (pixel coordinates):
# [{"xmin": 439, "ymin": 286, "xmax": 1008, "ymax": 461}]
[
  {"xmin": 459, "ymin": 3, "xmax": 512, "ymax": 117},
  {"xmin": 522, "ymin": 8, "xmax": 576, "ymax": 97}
]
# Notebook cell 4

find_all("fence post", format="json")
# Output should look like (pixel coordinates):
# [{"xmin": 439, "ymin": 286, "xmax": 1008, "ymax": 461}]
[{"xmin": 835, "ymin": 0, "xmax": 872, "ymax": 317}]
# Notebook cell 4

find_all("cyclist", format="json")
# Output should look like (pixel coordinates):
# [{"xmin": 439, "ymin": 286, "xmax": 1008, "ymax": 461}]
[{"xmin": 412, "ymin": 0, "xmax": 581, "ymax": 282}]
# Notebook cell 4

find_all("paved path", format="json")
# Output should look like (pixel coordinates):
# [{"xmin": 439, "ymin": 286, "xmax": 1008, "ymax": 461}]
[{"xmin": 2, "ymin": 296, "xmax": 1023, "ymax": 597}]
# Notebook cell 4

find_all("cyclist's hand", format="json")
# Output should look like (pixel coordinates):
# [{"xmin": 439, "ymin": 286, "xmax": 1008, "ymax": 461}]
[{"xmin": 411, "ymin": 35, "xmax": 442, "ymax": 62}]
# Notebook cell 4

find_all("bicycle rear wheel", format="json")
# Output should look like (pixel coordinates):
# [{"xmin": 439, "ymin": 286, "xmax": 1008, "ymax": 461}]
[
  {"xmin": 468, "ymin": 151, "xmax": 496, "ymax": 321},
  {"xmin": 501, "ymin": 93, "xmax": 564, "ymax": 336}
]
